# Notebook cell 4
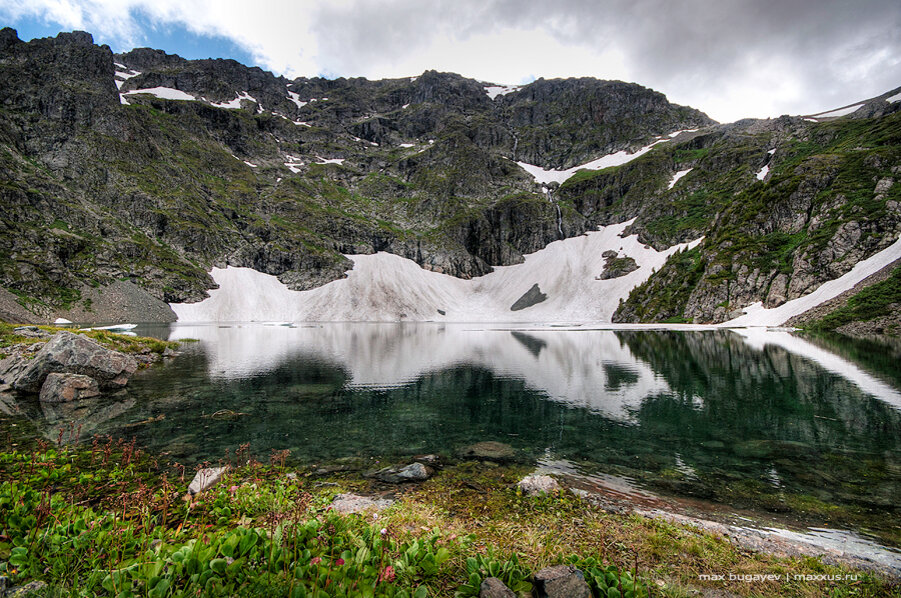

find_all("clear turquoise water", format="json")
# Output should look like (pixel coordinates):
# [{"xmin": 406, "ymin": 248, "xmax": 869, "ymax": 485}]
[{"xmin": 10, "ymin": 323, "xmax": 901, "ymax": 544}]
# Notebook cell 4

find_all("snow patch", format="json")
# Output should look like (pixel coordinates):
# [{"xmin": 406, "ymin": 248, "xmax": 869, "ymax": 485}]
[
  {"xmin": 399, "ymin": 143, "xmax": 414, "ymax": 148},
  {"xmin": 809, "ymin": 104, "xmax": 864, "ymax": 118},
  {"xmin": 314, "ymin": 156, "xmax": 345, "ymax": 165},
  {"xmin": 402, "ymin": 103, "xmax": 410, "ymax": 109},
  {"xmin": 668, "ymin": 168, "xmax": 692, "ymax": 189},
  {"xmin": 171, "ymin": 219, "xmax": 701, "ymax": 323},
  {"xmin": 723, "ymin": 234, "xmax": 901, "ymax": 327},
  {"xmin": 124, "ymin": 87, "xmax": 195, "ymax": 101},
  {"xmin": 516, "ymin": 137, "xmax": 673, "ymax": 185},
  {"xmin": 243, "ymin": 161, "xmax": 258, "ymax": 168},
  {"xmin": 119, "ymin": 95, "xmax": 130, "ymax": 105},
  {"xmin": 286, "ymin": 90, "xmax": 307, "ymax": 109},
  {"xmin": 887, "ymin": 91, "xmax": 901, "ymax": 103},
  {"xmin": 484, "ymin": 84, "xmax": 521, "ymax": 100},
  {"xmin": 767, "ymin": 148, "xmax": 776, "ymax": 155},
  {"xmin": 756, "ymin": 165, "xmax": 769, "ymax": 181},
  {"xmin": 669, "ymin": 128, "xmax": 698, "ymax": 137},
  {"xmin": 210, "ymin": 92, "xmax": 257, "ymax": 109},
  {"xmin": 284, "ymin": 160, "xmax": 303, "ymax": 173}
]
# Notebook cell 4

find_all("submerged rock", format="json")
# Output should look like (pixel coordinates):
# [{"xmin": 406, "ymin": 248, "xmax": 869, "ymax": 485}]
[
  {"xmin": 459, "ymin": 441, "xmax": 515, "ymax": 461},
  {"xmin": 330, "ymin": 493, "xmax": 395, "ymax": 514},
  {"xmin": 11, "ymin": 331, "xmax": 137, "ymax": 392},
  {"xmin": 517, "ymin": 474, "xmax": 561, "ymax": 496},
  {"xmin": 38, "ymin": 372, "xmax": 100, "ymax": 403},
  {"xmin": 187, "ymin": 466, "xmax": 228, "ymax": 496},
  {"xmin": 533, "ymin": 565, "xmax": 591, "ymax": 598},
  {"xmin": 375, "ymin": 462, "xmax": 432, "ymax": 483}
]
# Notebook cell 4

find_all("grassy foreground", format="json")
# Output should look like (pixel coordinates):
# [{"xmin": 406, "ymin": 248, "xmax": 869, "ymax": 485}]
[{"xmin": 0, "ymin": 435, "xmax": 896, "ymax": 598}]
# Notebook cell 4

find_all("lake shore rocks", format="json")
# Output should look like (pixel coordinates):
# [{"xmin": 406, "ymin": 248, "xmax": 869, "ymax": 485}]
[
  {"xmin": 10, "ymin": 331, "xmax": 137, "ymax": 393},
  {"xmin": 375, "ymin": 462, "xmax": 432, "ymax": 483},
  {"xmin": 517, "ymin": 474, "xmax": 561, "ymax": 496},
  {"xmin": 38, "ymin": 373, "xmax": 101, "ymax": 403}
]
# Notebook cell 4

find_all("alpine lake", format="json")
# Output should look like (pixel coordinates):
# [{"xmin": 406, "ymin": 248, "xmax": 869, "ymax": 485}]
[{"xmin": 5, "ymin": 323, "xmax": 901, "ymax": 559}]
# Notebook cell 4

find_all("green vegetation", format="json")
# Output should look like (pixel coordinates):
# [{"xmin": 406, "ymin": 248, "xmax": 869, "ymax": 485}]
[
  {"xmin": 808, "ymin": 265, "xmax": 901, "ymax": 332},
  {"xmin": 0, "ymin": 438, "xmax": 892, "ymax": 598}
]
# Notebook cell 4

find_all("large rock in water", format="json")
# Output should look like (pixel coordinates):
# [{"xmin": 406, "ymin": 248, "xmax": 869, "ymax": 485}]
[
  {"xmin": 39, "ymin": 373, "xmax": 101, "ymax": 403},
  {"xmin": 11, "ymin": 331, "xmax": 138, "ymax": 392}
]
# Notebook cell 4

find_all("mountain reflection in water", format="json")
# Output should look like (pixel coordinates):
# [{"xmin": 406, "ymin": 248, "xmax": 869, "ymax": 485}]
[{"xmin": 12, "ymin": 323, "xmax": 901, "ymax": 545}]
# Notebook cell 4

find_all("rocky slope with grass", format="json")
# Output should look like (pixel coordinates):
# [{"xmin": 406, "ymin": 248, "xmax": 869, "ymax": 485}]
[{"xmin": 1, "ymin": 28, "xmax": 900, "ymax": 327}]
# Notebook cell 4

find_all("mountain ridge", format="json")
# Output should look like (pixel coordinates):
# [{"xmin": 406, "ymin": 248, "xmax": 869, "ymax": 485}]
[{"xmin": 1, "ymin": 28, "xmax": 899, "ymax": 329}]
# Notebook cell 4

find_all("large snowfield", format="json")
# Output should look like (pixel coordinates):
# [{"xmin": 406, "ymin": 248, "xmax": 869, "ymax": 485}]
[
  {"xmin": 172, "ymin": 220, "xmax": 701, "ymax": 323},
  {"xmin": 172, "ymin": 219, "xmax": 901, "ymax": 326}
]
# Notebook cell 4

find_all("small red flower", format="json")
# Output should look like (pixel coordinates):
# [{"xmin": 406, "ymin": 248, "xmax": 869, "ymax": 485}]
[
  {"xmin": 378, "ymin": 565, "xmax": 396, "ymax": 582},
  {"xmin": 310, "ymin": 557, "xmax": 322, "ymax": 565},
  {"xmin": 336, "ymin": 558, "xmax": 345, "ymax": 566}
]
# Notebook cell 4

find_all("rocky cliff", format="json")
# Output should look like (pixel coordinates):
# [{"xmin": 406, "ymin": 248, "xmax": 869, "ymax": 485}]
[{"xmin": 1, "ymin": 28, "xmax": 899, "ymax": 326}]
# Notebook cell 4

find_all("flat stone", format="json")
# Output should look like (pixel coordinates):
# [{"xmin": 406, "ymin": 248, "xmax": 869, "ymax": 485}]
[
  {"xmin": 13, "ymin": 326, "xmax": 50, "ymax": 339},
  {"xmin": 534, "ymin": 565, "xmax": 591, "ymax": 598},
  {"xmin": 517, "ymin": 474, "xmax": 561, "ymax": 496},
  {"xmin": 9, "ymin": 580, "xmax": 48, "ymax": 597},
  {"xmin": 458, "ymin": 441, "xmax": 515, "ymax": 461},
  {"xmin": 12, "ymin": 331, "xmax": 137, "ymax": 392},
  {"xmin": 187, "ymin": 466, "xmax": 228, "ymax": 496},
  {"xmin": 375, "ymin": 462, "xmax": 432, "ymax": 483},
  {"xmin": 330, "ymin": 493, "xmax": 395, "ymax": 514},
  {"xmin": 38, "ymin": 372, "xmax": 101, "ymax": 403},
  {"xmin": 479, "ymin": 577, "xmax": 516, "ymax": 598}
]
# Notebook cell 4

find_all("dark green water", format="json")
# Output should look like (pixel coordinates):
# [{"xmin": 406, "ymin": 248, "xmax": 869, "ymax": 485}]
[{"xmin": 5, "ymin": 323, "xmax": 901, "ymax": 544}]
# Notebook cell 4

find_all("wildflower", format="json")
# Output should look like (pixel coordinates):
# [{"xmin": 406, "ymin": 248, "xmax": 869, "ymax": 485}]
[
  {"xmin": 380, "ymin": 528, "xmax": 387, "ymax": 535},
  {"xmin": 310, "ymin": 557, "xmax": 321, "ymax": 565},
  {"xmin": 378, "ymin": 565, "xmax": 395, "ymax": 582},
  {"xmin": 336, "ymin": 558, "xmax": 345, "ymax": 566}
]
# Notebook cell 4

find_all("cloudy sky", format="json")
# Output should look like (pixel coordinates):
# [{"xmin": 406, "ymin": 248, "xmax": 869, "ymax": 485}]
[{"xmin": 3, "ymin": 0, "xmax": 900, "ymax": 122}]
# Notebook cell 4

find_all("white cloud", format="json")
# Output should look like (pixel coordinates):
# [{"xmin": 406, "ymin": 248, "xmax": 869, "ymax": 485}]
[{"xmin": 3, "ymin": 0, "xmax": 900, "ymax": 122}]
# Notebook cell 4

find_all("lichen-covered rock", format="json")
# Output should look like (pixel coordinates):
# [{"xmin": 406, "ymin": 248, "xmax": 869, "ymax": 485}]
[
  {"xmin": 38, "ymin": 372, "xmax": 101, "ymax": 403},
  {"xmin": 517, "ymin": 474, "xmax": 561, "ymax": 496},
  {"xmin": 11, "ymin": 332, "xmax": 137, "ymax": 393},
  {"xmin": 533, "ymin": 565, "xmax": 592, "ymax": 598},
  {"xmin": 330, "ymin": 493, "xmax": 395, "ymax": 514},
  {"xmin": 479, "ymin": 577, "xmax": 516, "ymax": 598}
]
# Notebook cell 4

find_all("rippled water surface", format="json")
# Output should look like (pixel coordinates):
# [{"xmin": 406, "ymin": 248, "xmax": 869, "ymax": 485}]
[{"xmin": 8, "ymin": 323, "xmax": 901, "ymax": 546}]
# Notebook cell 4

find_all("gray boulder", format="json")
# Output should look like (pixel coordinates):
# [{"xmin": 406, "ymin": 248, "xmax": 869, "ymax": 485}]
[
  {"xmin": 12, "ymin": 331, "xmax": 137, "ymax": 392},
  {"xmin": 534, "ymin": 565, "xmax": 592, "ymax": 598},
  {"xmin": 187, "ymin": 466, "xmax": 228, "ymax": 496},
  {"xmin": 479, "ymin": 577, "xmax": 515, "ymax": 598},
  {"xmin": 38, "ymin": 373, "xmax": 100, "ymax": 403},
  {"xmin": 517, "ymin": 474, "xmax": 561, "ymax": 496},
  {"xmin": 375, "ymin": 462, "xmax": 432, "ymax": 483},
  {"xmin": 330, "ymin": 493, "xmax": 395, "ymax": 514}
]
